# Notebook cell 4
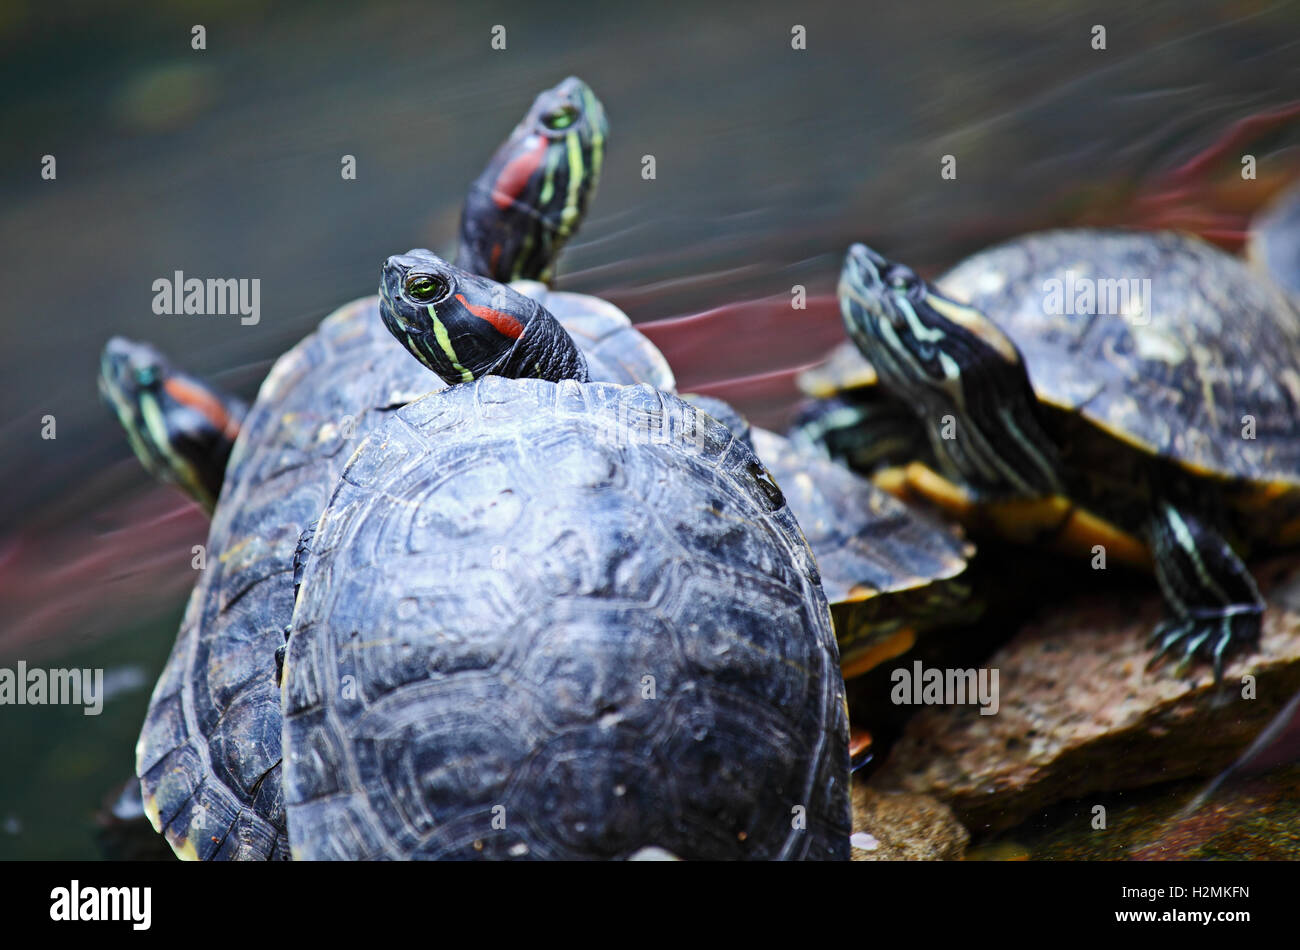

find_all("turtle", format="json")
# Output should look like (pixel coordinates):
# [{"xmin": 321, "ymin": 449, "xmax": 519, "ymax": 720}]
[
  {"xmin": 381, "ymin": 250, "xmax": 977, "ymax": 684},
  {"xmin": 117, "ymin": 77, "xmax": 676, "ymax": 860},
  {"xmin": 834, "ymin": 228, "xmax": 1300, "ymax": 679},
  {"xmin": 280, "ymin": 374, "xmax": 852, "ymax": 860},
  {"xmin": 796, "ymin": 187, "xmax": 1300, "ymax": 477},
  {"xmin": 98, "ymin": 337, "xmax": 246, "ymax": 513}
]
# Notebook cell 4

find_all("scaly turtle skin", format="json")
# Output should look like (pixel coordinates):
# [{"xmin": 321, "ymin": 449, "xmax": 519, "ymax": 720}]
[
  {"xmin": 131, "ymin": 77, "xmax": 631, "ymax": 860},
  {"xmin": 281, "ymin": 378, "xmax": 851, "ymax": 860},
  {"xmin": 837, "ymin": 229, "xmax": 1300, "ymax": 679},
  {"xmin": 98, "ymin": 338, "xmax": 245, "ymax": 513},
  {"xmin": 791, "ymin": 328, "xmax": 931, "ymax": 474},
  {"xmin": 456, "ymin": 77, "xmax": 606, "ymax": 285}
]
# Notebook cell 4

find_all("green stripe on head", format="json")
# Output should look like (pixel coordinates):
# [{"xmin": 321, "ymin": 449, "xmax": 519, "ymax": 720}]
[
  {"xmin": 455, "ymin": 77, "xmax": 609, "ymax": 285},
  {"xmin": 838, "ymin": 243, "xmax": 1062, "ymax": 500},
  {"xmin": 98, "ymin": 337, "xmax": 241, "ymax": 512}
]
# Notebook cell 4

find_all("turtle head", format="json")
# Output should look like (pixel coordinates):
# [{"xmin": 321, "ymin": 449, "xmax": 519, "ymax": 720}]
[
  {"xmin": 380, "ymin": 249, "xmax": 589, "ymax": 385},
  {"xmin": 839, "ymin": 243, "xmax": 1024, "ymax": 377},
  {"xmin": 838, "ymin": 243, "xmax": 1061, "ymax": 497},
  {"xmin": 456, "ymin": 76, "xmax": 608, "ymax": 285},
  {"xmin": 98, "ymin": 337, "xmax": 245, "ymax": 512}
]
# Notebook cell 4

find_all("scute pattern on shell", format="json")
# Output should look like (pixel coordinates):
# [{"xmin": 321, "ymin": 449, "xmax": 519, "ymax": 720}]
[
  {"xmin": 282, "ymin": 378, "xmax": 850, "ymax": 860},
  {"xmin": 938, "ymin": 229, "xmax": 1300, "ymax": 485},
  {"xmin": 751, "ymin": 427, "xmax": 970, "ymax": 604}
]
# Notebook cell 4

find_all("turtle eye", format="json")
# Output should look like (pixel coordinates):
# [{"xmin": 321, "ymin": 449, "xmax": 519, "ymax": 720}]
[
  {"xmin": 404, "ymin": 273, "xmax": 448, "ymax": 303},
  {"xmin": 542, "ymin": 104, "xmax": 579, "ymax": 131},
  {"xmin": 888, "ymin": 267, "xmax": 915, "ymax": 292}
]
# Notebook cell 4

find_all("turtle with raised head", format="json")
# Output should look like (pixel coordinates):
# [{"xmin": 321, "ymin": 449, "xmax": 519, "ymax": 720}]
[
  {"xmin": 796, "ymin": 190, "xmax": 1300, "ymax": 484},
  {"xmin": 835, "ymin": 229, "xmax": 1300, "ymax": 678}
]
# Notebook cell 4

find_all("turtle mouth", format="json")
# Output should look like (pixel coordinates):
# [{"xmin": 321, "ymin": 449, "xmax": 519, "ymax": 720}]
[
  {"xmin": 843, "ymin": 243, "xmax": 889, "ymax": 293},
  {"xmin": 100, "ymin": 338, "xmax": 148, "ymax": 397}
]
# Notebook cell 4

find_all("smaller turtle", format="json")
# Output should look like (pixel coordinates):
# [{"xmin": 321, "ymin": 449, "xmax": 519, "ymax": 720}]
[
  {"xmin": 98, "ymin": 337, "xmax": 245, "ymax": 512},
  {"xmin": 836, "ymin": 230, "xmax": 1300, "ymax": 679}
]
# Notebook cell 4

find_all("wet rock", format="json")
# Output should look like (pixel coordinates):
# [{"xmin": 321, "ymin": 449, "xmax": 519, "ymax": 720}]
[
  {"xmin": 966, "ymin": 764, "xmax": 1300, "ymax": 860},
  {"xmin": 870, "ymin": 555, "xmax": 1300, "ymax": 835},
  {"xmin": 850, "ymin": 782, "xmax": 969, "ymax": 860}
]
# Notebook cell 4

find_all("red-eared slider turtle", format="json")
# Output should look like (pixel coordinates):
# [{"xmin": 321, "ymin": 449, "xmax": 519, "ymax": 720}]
[
  {"xmin": 381, "ymin": 253, "xmax": 976, "ymax": 683},
  {"xmin": 797, "ymin": 191, "xmax": 1300, "ymax": 480},
  {"xmin": 836, "ymin": 229, "xmax": 1300, "ymax": 678},
  {"xmin": 281, "ymin": 376, "xmax": 851, "ymax": 860},
  {"xmin": 98, "ymin": 338, "xmax": 246, "ymax": 513},
  {"xmin": 119, "ymin": 77, "xmax": 666, "ymax": 860}
]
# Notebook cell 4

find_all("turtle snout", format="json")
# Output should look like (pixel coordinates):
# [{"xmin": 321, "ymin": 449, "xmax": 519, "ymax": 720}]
[{"xmin": 845, "ymin": 243, "xmax": 890, "ymax": 287}]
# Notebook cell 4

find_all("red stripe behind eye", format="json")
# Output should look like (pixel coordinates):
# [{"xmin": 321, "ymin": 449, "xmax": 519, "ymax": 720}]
[
  {"xmin": 456, "ymin": 294, "xmax": 525, "ymax": 339},
  {"xmin": 491, "ymin": 135, "xmax": 548, "ymax": 210},
  {"xmin": 164, "ymin": 377, "xmax": 241, "ymax": 440}
]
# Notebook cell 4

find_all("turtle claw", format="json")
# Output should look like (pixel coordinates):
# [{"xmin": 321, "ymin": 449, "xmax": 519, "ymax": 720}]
[
  {"xmin": 1146, "ymin": 611, "xmax": 1261, "ymax": 683},
  {"xmin": 1145, "ymin": 619, "xmax": 1192, "ymax": 668}
]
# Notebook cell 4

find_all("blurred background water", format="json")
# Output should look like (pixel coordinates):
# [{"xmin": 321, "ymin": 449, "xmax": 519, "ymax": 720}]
[{"xmin": 1, "ymin": 0, "xmax": 1299, "ymax": 858}]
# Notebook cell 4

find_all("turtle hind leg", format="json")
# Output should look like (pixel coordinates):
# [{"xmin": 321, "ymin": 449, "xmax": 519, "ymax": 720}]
[{"xmin": 1146, "ymin": 502, "xmax": 1264, "ymax": 682}]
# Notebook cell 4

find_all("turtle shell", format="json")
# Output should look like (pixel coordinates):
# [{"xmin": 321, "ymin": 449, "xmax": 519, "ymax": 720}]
[
  {"xmin": 137, "ymin": 290, "xmax": 673, "ymax": 861},
  {"xmin": 751, "ymin": 428, "xmax": 972, "ymax": 671},
  {"xmin": 281, "ymin": 378, "xmax": 850, "ymax": 860},
  {"xmin": 796, "ymin": 339, "xmax": 878, "ymax": 399},
  {"xmin": 938, "ymin": 230, "xmax": 1300, "ymax": 486},
  {"xmin": 805, "ymin": 230, "xmax": 1300, "ymax": 487}
]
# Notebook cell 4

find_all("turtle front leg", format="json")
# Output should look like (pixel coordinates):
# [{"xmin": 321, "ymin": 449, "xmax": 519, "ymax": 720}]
[{"xmin": 1146, "ymin": 501, "xmax": 1264, "ymax": 681}]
